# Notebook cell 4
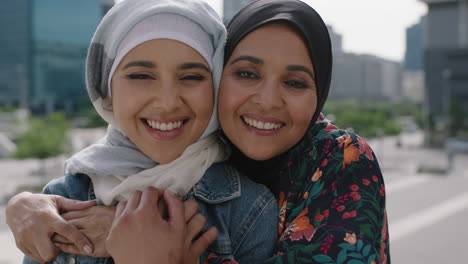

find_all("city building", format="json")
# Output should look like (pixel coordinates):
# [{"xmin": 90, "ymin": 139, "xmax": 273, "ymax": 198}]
[
  {"xmin": 0, "ymin": 0, "xmax": 112, "ymax": 114},
  {"xmin": 327, "ymin": 27, "xmax": 403, "ymax": 103},
  {"xmin": 402, "ymin": 17, "xmax": 426, "ymax": 103},
  {"xmin": 420, "ymin": 0, "xmax": 468, "ymax": 145},
  {"xmin": 0, "ymin": 0, "xmax": 31, "ymax": 109},
  {"xmin": 223, "ymin": 0, "xmax": 255, "ymax": 24},
  {"xmin": 405, "ymin": 17, "xmax": 426, "ymax": 72}
]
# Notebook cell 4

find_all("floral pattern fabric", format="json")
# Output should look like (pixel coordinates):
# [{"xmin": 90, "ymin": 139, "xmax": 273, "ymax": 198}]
[{"xmin": 204, "ymin": 114, "xmax": 390, "ymax": 264}]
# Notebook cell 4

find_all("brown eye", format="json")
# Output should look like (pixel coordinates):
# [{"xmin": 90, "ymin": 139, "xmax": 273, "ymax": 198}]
[
  {"xmin": 180, "ymin": 74, "xmax": 206, "ymax": 81},
  {"xmin": 284, "ymin": 80, "xmax": 308, "ymax": 89},
  {"xmin": 236, "ymin": 70, "xmax": 258, "ymax": 79},
  {"xmin": 127, "ymin": 74, "xmax": 153, "ymax": 80}
]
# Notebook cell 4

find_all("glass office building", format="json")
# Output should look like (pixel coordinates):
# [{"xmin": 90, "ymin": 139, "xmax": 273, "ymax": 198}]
[
  {"xmin": 0, "ymin": 0, "xmax": 106, "ymax": 113},
  {"xmin": 0, "ymin": 0, "xmax": 31, "ymax": 108},
  {"xmin": 31, "ymin": 0, "xmax": 102, "ymax": 113}
]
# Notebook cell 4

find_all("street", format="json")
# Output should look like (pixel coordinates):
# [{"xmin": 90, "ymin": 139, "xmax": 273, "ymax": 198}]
[{"xmin": 0, "ymin": 131, "xmax": 467, "ymax": 263}]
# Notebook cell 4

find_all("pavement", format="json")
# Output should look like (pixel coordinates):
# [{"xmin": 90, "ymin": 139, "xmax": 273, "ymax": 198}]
[{"xmin": 1, "ymin": 130, "xmax": 467, "ymax": 263}]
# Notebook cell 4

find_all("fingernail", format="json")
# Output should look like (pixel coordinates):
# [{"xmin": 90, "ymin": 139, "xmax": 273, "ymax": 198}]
[{"xmin": 84, "ymin": 245, "xmax": 93, "ymax": 254}]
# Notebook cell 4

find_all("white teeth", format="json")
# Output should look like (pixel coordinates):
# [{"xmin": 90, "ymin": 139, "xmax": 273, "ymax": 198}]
[
  {"xmin": 242, "ymin": 116, "xmax": 282, "ymax": 130},
  {"xmin": 146, "ymin": 120, "xmax": 183, "ymax": 131}
]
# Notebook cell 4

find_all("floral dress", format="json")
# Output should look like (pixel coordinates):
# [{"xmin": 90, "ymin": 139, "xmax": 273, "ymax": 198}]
[{"xmin": 204, "ymin": 114, "xmax": 390, "ymax": 264}]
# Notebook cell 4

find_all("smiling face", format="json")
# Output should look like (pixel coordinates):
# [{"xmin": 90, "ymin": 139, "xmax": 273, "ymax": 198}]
[
  {"xmin": 219, "ymin": 23, "xmax": 317, "ymax": 161},
  {"xmin": 111, "ymin": 39, "xmax": 213, "ymax": 164}
]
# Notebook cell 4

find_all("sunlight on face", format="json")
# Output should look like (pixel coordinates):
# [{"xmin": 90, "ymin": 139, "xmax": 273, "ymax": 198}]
[
  {"xmin": 111, "ymin": 39, "xmax": 213, "ymax": 163},
  {"xmin": 219, "ymin": 23, "xmax": 317, "ymax": 160}
]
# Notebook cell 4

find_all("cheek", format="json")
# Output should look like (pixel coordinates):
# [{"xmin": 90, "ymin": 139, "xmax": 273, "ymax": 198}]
[
  {"xmin": 192, "ymin": 85, "xmax": 214, "ymax": 122},
  {"xmin": 218, "ymin": 79, "xmax": 246, "ymax": 118},
  {"xmin": 290, "ymin": 94, "xmax": 317, "ymax": 132}
]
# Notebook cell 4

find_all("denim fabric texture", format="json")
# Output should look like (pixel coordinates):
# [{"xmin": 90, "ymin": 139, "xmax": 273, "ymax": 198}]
[{"xmin": 23, "ymin": 162, "xmax": 278, "ymax": 264}]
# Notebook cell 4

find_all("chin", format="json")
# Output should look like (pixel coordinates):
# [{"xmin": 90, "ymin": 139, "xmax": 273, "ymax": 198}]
[{"xmin": 242, "ymin": 147, "xmax": 280, "ymax": 161}]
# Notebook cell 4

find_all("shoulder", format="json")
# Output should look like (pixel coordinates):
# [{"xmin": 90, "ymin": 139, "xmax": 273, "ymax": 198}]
[
  {"xmin": 43, "ymin": 173, "xmax": 92, "ymax": 201},
  {"xmin": 193, "ymin": 162, "xmax": 274, "ymax": 205}
]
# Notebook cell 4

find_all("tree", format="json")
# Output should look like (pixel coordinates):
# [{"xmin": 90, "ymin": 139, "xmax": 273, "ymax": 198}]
[{"xmin": 13, "ymin": 112, "xmax": 70, "ymax": 159}]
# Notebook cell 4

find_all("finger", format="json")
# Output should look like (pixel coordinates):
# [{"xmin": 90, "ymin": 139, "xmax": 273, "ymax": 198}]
[
  {"xmin": 30, "ymin": 230, "xmax": 61, "ymax": 262},
  {"xmin": 35, "ymin": 241, "xmax": 60, "ymax": 263},
  {"xmin": 183, "ymin": 199, "xmax": 199, "ymax": 223},
  {"xmin": 65, "ymin": 218, "xmax": 85, "ymax": 230},
  {"xmin": 52, "ymin": 233, "xmax": 71, "ymax": 244},
  {"xmin": 54, "ymin": 242, "xmax": 82, "ymax": 255},
  {"xmin": 190, "ymin": 226, "xmax": 218, "ymax": 259},
  {"xmin": 186, "ymin": 214, "xmax": 207, "ymax": 242},
  {"xmin": 22, "ymin": 246, "xmax": 45, "ymax": 264},
  {"xmin": 139, "ymin": 187, "xmax": 160, "ymax": 212},
  {"xmin": 125, "ymin": 190, "xmax": 142, "ymax": 213},
  {"xmin": 54, "ymin": 220, "xmax": 94, "ymax": 255},
  {"xmin": 61, "ymin": 209, "xmax": 87, "ymax": 221},
  {"xmin": 55, "ymin": 196, "xmax": 95, "ymax": 213},
  {"xmin": 163, "ymin": 190, "xmax": 184, "ymax": 229},
  {"xmin": 115, "ymin": 201, "xmax": 127, "ymax": 218}
]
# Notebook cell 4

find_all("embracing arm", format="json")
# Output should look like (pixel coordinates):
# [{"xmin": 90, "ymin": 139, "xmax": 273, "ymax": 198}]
[
  {"xmin": 106, "ymin": 187, "xmax": 218, "ymax": 264},
  {"xmin": 6, "ymin": 191, "xmax": 95, "ymax": 263}
]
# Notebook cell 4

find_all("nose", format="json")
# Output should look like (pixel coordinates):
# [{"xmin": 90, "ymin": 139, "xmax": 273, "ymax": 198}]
[
  {"xmin": 252, "ymin": 78, "xmax": 284, "ymax": 111},
  {"xmin": 153, "ymin": 79, "xmax": 182, "ymax": 112}
]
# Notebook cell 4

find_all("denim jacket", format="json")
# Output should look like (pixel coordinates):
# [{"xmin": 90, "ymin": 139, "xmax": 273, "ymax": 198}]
[{"xmin": 23, "ymin": 162, "xmax": 278, "ymax": 264}]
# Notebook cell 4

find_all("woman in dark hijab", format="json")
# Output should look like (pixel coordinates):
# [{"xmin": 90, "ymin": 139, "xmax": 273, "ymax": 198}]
[
  {"xmin": 216, "ymin": 0, "xmax": 390, "ymax": 263},
  {"xmin": 6, "ymin": 0, "xmax": 390, "ymax": 263}
]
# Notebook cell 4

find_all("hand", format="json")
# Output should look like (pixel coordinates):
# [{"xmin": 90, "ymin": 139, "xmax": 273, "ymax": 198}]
[
  {"xmin": 106, "ymin": 187, "xmax": 218, "ymax": 264},
  {"xmin": 182, "ymin": 201, "xmax": 218, "ymax": 264},
  {"xmin": 5, "ymin": 192, "xmax": 95, "ymax": 263},
  {"xmin": 52, "ymin": 206, "xmax": 116, "ymax": 257}
]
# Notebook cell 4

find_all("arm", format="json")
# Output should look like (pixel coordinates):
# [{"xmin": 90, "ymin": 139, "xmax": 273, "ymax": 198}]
[
  {"xmin": 264, "ymin": 133, "xmax": 389, "ymax": 263},
  {"xmin": 6, "ymin": 191, "xmax": 95, "ymax": 263}
]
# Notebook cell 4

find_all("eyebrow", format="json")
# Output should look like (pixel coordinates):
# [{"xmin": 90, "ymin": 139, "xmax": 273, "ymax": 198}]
[
  {"xmin": 287, "ymin": 65, "xmax": 315, "ymax": 81},
  {"xmin": 122, "ymin": 60, "xmax": 156, "ymax": 69},
  {"xmin": 229, "ymin": 55, "xmax": 263, "ymax": 65},
  {"xmin": 178, "ymin": 62, "xmax": 210, "ymax": 72}
]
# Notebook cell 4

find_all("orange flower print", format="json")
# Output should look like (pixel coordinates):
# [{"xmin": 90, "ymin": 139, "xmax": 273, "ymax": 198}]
[
  {"xmin": 311, "ymin": 168, "xmax": 323, "ymax": 182},
  {"xmin": 282, "ymin": 208, "xmax": 317, "ymax": 242},
  {"xmin": 342, "ymin": 143, "xmax": 360, "ymax": 169},
  {"xmin": 344, "ymin": 233, "xmax": 357, "ymax": 245},
  {"xmin": 357, "ymin": 136, "xmax": 375, "ymax": 161},
  {"xmin": 342, "ymin": 210, "xmax": 357, "ymax": 219},
  {"xmin": 278, "ymin": 192, "xmax": 287, "ymax": 234}
]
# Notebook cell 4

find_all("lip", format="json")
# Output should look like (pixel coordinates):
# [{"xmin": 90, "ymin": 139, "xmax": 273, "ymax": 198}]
[
  {"xmin": 240, "ymin": 113, "xmax": 285, "ymax": 136},
  {"xmin": 242, "ymin": 113, "xmax": 284, "ymax": 123},
  {"xmin": 142, "ymin": 118, "xmax": 188, "ymax": 141}
]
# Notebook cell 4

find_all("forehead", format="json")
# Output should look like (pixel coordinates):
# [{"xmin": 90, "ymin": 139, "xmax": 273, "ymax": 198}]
[
  {"xmin": 122, "ymin": 39, "xmax": 207, "ymax": 63},
  {"xmin": 232, "ymin": 23, "xmax": 313, "ymax": 67}
]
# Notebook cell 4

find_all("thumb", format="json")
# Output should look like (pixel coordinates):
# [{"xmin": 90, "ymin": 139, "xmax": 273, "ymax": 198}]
[{"xmin": 55, "ymin": 196, "xmax": 95, "ymax": 213}]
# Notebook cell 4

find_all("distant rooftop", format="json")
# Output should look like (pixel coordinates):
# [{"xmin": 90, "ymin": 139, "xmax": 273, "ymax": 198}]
[{"xmin": 420, "ymin": 0, "xmax": 464, "ymax": 3}]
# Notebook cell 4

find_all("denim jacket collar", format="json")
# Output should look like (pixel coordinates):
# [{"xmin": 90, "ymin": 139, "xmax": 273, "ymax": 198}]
[{"xmin": 192, "ymin": 163, "xmax": 241, "ymax": 204}]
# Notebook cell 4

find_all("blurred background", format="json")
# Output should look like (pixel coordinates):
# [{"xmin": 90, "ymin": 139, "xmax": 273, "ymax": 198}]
[{"xmin": 1, "ymin": 0, "xmax": 467, "ymax": 263}]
